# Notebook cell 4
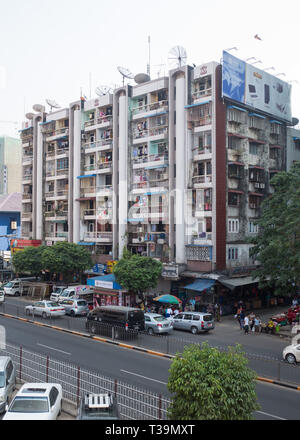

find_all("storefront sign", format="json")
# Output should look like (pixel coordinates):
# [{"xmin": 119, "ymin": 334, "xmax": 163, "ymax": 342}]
[
  {"xmin": 162, "ymin": 264, "xmax": 179, "ymax": 278},
  {"xmin": 94, "ymin": 280, "xmax": 114, "ymax": 289},
  {"xmin": 10, "ymin": 239, "xmax": 42, "ymax": 254}
]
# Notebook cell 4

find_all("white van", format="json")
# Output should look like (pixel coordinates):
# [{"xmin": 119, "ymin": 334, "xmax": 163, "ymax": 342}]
[{"xmin": 50, "ymin": 285, "xmax": 94, "ymax": 303}]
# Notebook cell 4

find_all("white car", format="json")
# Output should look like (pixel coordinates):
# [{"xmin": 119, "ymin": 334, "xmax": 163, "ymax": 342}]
[
  {"xmin": 283, "ymin": 343, "xmax": 300, "ymax": 364},
  {"xmin": 25, "ymin": 301, "xmax": 65, "ymax": 319},
  {"xmin": 3, "ymin": 383, "xmax": 62, "ymax": 420}
]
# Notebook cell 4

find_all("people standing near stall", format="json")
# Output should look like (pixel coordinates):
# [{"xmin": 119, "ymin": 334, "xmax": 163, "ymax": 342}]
[{"xmin": 244, "ymin": 316, "xmax": 249, "ymax": 334}]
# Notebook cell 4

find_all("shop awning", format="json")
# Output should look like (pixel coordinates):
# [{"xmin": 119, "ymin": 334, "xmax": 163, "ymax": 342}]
[
  {"xmin": 77, "ymin": 242, "xmax": 95, "ymax": 246},
  {"xmin": 77, "ymin": 174, "xmax": 96, "ymax": 179},
  {"xmin": 218, "ymin": 276, "xmax": 260, "ymax": 290},
  {"xmin": 87, "ymin": 274, "xmax": 123, "ymax": 291},
  {"xmin": 184, "ymin": 99, "xmax": 211, "ymax": 109},
  {"xmin": 185, "ymin": 279, "xmax": 215, "ymax": 292},
  {"xmin": 228, "ymin": 105, "xmax": 247, "ymax": 113}
]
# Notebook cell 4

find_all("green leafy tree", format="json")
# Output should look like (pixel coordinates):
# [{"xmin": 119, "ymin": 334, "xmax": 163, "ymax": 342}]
[
  {"xmin": 113, "ymin": 254, "xmax": 163, "ymax": 301},
  {"xmin": 41, "ymin": 242, "xmax": 93, "ymax": 283},
  {"xmin": 249, "ymin": 162, "xmax": 300, "ymax": 295},
  {"xmin": 167, "ymin": 343, "xmax": 259, "ymax": 420},
  {"xmin": 12, "ymin": 245, "xmax": 47, "ymax": 277}
]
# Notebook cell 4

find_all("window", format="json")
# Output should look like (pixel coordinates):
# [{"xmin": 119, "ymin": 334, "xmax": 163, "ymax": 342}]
[
  {"xmin": 228, "ymin": 219, "xmax": 239, "ymax": 233},
  {"xmin": 49, "ymin": 387, "xmax": 59, "ymax": 407},
  {"xmin": 228, "ymin": 248, "xmax": 239, "ymax": 260},
  {"xmin": 228, "ymin": 136, "xmax": 241, "ymax": 150},
  {"xmin": 57, "ymin": 158, "xmax": 69, "ymax": 170},
  {"xmin": 228, "ymin": 192, "xmax": 240, "ymax": 206},
  {"xmin": 183, "ymin": 314, "xmax": 193, "ymax": 320},
  {"xmin": 270, "ymin": 147, "xmax": 280, "ymax": 160},
  {"xmin": 249, "ymin": 142, "xmax": 260, "ymax": 155},
  {"xmin": 248, "ymin": 221, "xmax": 259, "ymax": 234}
]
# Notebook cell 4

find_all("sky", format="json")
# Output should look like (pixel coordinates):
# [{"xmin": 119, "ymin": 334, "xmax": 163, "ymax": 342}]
[{"xmin": 1, "ymin": 0, "xmax": 300, "ymax": 137}]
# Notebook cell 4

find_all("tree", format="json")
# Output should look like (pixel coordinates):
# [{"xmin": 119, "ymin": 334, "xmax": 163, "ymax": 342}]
[
  {"xmin": 12, "ymin": 245, "xmax": 47, "ymax": 277},
  {"xmin": 41, "ymin": 242, "xmax": 93, "ymax": 283},
  {"xmin": 249, "ymin": 162, "xmax": 300, "ymax": 296},
  {"xmin": 167, "ymin": 343, "xmax": 259, "ymax": 420},
  {"xmin": 113, "ymin": 254, "xmax": 163, "ymax": 301}
]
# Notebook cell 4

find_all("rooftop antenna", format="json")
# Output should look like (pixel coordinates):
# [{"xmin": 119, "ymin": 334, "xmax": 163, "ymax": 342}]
[
  {"xmin": 45, "ymin": 99, "xmax": 61, "ymax": 112},
  {"xmin": 95, "ymin": 85, "xmax": 112, "ymax": 97},
  {"xmin": 117, "ymin": 66, "xmax": 134, "ymax": 86},
  {"xmin": 168, "ymin": 46, "xmax": 187, "ymax": 69},
  {"xmin": 147, "ymin": 36, "xmax": 151, "ymax": 77}
]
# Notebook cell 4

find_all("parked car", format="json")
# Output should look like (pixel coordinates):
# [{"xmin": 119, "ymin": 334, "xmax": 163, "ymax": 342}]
[
  {"xmin": 0, "ymin": 356, "xmax": 16, "ymax": 413},
  {"xmin": 25, "ymin": 301, "xmax": 65, "ymax": 319},
  {"xmin": 283, "ymin": 343, "xmax": 300, "ymax": 364},
  {"xmin": 144, "ymin": 313, "xmax": 173, "ymax": 335},
  {"xmin": 60, "ymin": 299, "xmax": 89, "ymax": 317},
  {"xmin": 3, "ymin": 383, "xmax": 62, "ymax": 420},
  {"xmin": 86, "ymin": 306, "xmax": 145, "ymax": 339},
  {"xmin": 77, "ymin": 393, "xmax": 119, "ymax": 420},
  {"xmin": 0, "ymin": 288, "xmax": 4, "ymax": 304},
  {"xmin": 172, "ymin": 312, "xmax": 214, "ymax": 334}
]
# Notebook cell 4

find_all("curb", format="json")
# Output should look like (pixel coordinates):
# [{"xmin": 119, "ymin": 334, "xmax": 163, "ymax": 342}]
[
  {"xmin": 1, "ymin": 312, "xmax": 300, "ymax": 390},
  {"xmin": 0, "ymin": 312, "xmax": 174, "ymax": 360}
]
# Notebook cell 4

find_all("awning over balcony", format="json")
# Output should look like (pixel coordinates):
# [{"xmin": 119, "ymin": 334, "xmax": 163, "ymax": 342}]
[
  {"xmin": 77, "ymin": 242, "xmax": 95, "ymax": 246},
  {"xmin": 249, "ymin": 113, "xmax": 266, "ymax": 119},
  {"xmin": 228, "ymin": 105, "xmax": 247, "ymax": 112},
  {"xmin": 77, "ymin": 174, "xmax": 96, "ymax": 179},
  {"xmin": 184, "ymin": 99, "xmax": 211, "ymax": 109},
  {"xmin": 184, "ymin": 279, "xmax": 215, "ymax": 292}
]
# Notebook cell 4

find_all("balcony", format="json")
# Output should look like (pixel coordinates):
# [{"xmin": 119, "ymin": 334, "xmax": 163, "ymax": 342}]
[
  {"xmin": 131, "ymin": 100, "xmax": 168, "ymax": 120},
  {"xmin": 192, "ymin": 88, "xmax": 212, "ymax": 102},
  {"xmin": 45, "ymin": 189, "xmax": 68, "ymax": 200},
  {"xmin": 193, "ymin": 116, "xmax": 212, "ymax": 130},
  {"xmin": 83, "ymin": 231, "xmax": 113, "ymax": 243},
  {"xmin": 132, "ymin": 126, "xmax": 168, "ymax": 144},
  {"xmin": 84, "ymin": 161, "xmax": 112, "ymax": 175},
  {"xmin": 45, "ymin": 210, "xmax": 68, "ymax": 221},
  {"xmin": 46, "ymin": 127, "xmax": 69, "ymax": 141},
  {"xmin": 192, "ymin": 175, "xmax": 212, "ymax": 188},
  {"xmin": 84, "ymin": 115, "xmax": 113, "ymax": 131},
  {"xmin": 45, "ymin": 232, "xmax": 68, "ymax": 242},
  {"xmin": 193, "ymin": 147, "xmax": 212, "ymax": 161},
  {"xmin": 132, "ymin": 153, "xmax": 169, "ymax": 170},
  {"xmin": 22, "ymin": 155, "xmax": 33, "ymax": 165},
  {"xmin": 22, "ymin": 174, "xmax": 33, "ymax": 184},
  {"xmin": 84, "ymin": 139, "xmax": 113, "ymax": 153}
]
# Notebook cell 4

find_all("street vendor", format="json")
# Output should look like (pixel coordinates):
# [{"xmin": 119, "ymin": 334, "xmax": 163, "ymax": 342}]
[
  {"xmin": 287, "ymin": 308, "xmax": 297, "ymax": 325},
  {"xmin": 266, "ymin": 319, "xmax": 276, "ymax": 334}
]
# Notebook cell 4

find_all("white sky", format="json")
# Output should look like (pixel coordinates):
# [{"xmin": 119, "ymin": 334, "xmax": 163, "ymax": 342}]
[{"xmin": 1, "ymin": 0, "xmax": 300, "ymax": 137}]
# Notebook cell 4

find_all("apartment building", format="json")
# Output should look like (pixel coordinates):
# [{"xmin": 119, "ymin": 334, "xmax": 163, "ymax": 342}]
[
  {"xmin": 20, "ymin": 51, "xmax": 296, "ymax": 292},
  {"xmin": 0, "ymin": 136, "xmax": 22, "ymax": 195}
]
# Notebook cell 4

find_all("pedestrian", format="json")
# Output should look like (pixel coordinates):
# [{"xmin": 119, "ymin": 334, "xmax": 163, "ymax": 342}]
[
  {"xmin": 239, "ymin": 309, "xmax": 245, "ymax": 329},
  {"xmin": 244, "ymin": 315, "xmax": 249, "ymax": 334},
  {"xmin": 249, "ymin": 312, "xmax": 255, "ymax": 332},
  {"xmin": 254, "ymin": 316, "xmax": 261, "ymax": 333}
]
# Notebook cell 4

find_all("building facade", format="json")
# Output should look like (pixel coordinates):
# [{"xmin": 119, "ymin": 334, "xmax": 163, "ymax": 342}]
[
  {"xmin": 20, "ymin": 53, "xmax": 296, "ymax": 293},
  {"xmin": 0, "ymin": 136, "xmax": 22, "ymax": 195}
]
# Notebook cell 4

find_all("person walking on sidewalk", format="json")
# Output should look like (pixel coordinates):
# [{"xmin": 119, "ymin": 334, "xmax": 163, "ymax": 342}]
[
  {"xmin": 244, "ymin": 315, "xmax": 249, "ymax": 334},
  {"xmin": 239, "ymin": 309, "xmax": 245, "ymax": 329}
]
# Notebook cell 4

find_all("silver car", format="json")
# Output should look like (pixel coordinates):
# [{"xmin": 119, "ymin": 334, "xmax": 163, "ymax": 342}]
[
  {"xmin": 0, "ymin": 288, "xmax": 4, "ymax": 304},
  {"xmin": 0, "ymin": 356, "xmax": 16, "ymax": 413},
  {"xmin": 173, "ymin": 312, "xmax": 214, "ymax": 334},
  {"xmin": 60, "ymin": 299, "xmax": 89, "ymax": 317},
  {"xmin": 144, "ymin": 313, "xmax": 173, "ymax": 335},
  {"xmin": 25, "ymin": 301, "xmax": 65, "ymax": 318}
]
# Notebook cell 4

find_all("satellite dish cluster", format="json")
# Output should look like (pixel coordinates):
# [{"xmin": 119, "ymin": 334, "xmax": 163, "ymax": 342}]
[{"xmin": 26, "ymin": 46, "xmax": 188, "ymax": 120}]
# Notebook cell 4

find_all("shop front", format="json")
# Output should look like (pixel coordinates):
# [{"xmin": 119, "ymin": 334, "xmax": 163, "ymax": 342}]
[
  {"xmin": 183, "ymin": 279, "xmax": 216, "ymax": 311},
  {"xmin": 87, "ymin": 274, "xmax": 135, "ymax": 308}
]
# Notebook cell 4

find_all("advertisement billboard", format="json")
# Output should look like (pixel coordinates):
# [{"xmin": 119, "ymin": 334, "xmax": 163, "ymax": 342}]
[{"xmin": 222, "ymin": 51, "xmax": 292, "ymax": 122}]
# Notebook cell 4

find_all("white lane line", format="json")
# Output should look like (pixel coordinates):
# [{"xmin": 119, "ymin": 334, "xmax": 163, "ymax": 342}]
[
  {"xmin": 37, "ymin": 343, "xmax": 71, "ymax": 355},
  {"xmin": 255, "ymin": 410, "xmax": 286, "ymax": 420},
  {"xmin": 120, "ymin": 369, "xmax": 167, "ymax": 385}
]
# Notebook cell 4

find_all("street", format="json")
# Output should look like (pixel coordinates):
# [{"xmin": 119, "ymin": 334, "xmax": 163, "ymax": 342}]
[{"xmin": 1, "ymin": 300, "xmax": 300, "ymax": 420}]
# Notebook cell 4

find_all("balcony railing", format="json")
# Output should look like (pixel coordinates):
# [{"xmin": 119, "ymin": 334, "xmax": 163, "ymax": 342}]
[
  {"xmin": 192, "ymin": 89, "xmax": 212, "ymax": 100},
  {"xmin": 84, "ymin": 139, "xmax": 113, "ymax": 150},
  {"xmin": 84, "ymin": 232, "xmax": 113, "ymax": 241},
  {"xmin": 193, "ymin": 146, "xmax": 212, "ymax": 158},
  {"xmin": 46, "ymin": 127, "xmax": 69, "ymax": 138},
  {"xmin": 192, "ymin": 175, "xmax": 212, "ymax": 184},
  {"xmin": 193, "ymin": 116, "xmax": 212, "ymax": 127},
  {"xmin": 22, "ymin": 193, "xmax": 32, "ymax": 200},
  {"xmin": 45, "ymin": 232, "xmax": 68, "ymax": 239},
  {"xmin": 132, "ymin": 100, "xmax": 168, "ymax": 116},
  {"xmin": 132, "ymin": 153, "xmax": 168, "ymax": 165},
  {"xmin": 22, "ymin": 174, "xmax": 33, "ymax": 181},
  {"xmin": 133, "ymin": 125, "xmax": 168, "ymax": 140},
  {"xmin": 45, "ymin": 189, "xmax": 68, "ymax": 198}
]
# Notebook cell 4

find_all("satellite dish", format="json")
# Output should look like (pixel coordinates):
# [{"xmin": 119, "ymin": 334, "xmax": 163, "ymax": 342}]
[
  {"xmin": 117, "ymin": 66, "xmax": 134, "ymax": 86},
  {"xmin": 134, "ymin": 73, "xmax": 151, "ymax": 84},
  {"xmin": 291, "ymin": 117, "xmax": 300, "ymax": 126},
  {"xmin": 46, "ymin": 99, "xmax": 61, "ymax": 112},
  {"xmin": 32, "ymin": 104, "xmax": 45, "ymax": 113},
  {"xmin": 168, "ymin": 46, "xmax": 187, "ymax": 69},
  {"xmin": 25, "ymin": 112, "xmax": 34, "ymax": 120},
  {"xmin": 95, "ymin": 85, "xmax": 112, "ymax": 97}
]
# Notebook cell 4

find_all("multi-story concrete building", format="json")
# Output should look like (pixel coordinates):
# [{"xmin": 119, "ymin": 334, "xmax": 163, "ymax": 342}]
[
  {"xmin": 0, "ymin": 136, "xmax": 22, "ymax": 195},
  {"xmin": 20, "ymin": 51, "xmax": 296, "ymax": 298}
]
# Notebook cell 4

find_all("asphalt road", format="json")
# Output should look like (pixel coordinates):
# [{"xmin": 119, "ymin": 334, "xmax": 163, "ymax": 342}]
[{"xmin": 1, "ymin": 315, "xmax": 300, "ymax": 420}]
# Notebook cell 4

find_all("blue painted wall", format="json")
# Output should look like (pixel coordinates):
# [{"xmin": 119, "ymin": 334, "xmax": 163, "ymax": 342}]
[{"xmin": 0, "ymin": 211, "xmax": 21, "ymax": 250}]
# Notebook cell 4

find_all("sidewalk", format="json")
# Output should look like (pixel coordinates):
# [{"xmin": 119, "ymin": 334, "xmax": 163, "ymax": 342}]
[{"xmin": 219, "ymin": 306, "xmax": 293, "ymax": 341}]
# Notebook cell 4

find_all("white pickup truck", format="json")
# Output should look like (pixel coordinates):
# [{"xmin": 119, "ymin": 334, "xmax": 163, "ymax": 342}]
[{"xmin": 50, "ymin": 285, "xmax": 94, "ymax": 303}]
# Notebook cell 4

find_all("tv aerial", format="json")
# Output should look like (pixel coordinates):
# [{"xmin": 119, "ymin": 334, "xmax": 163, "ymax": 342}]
[
  {"xmin": 95, "ymin": 85, "xmax": 112, "ymax": 97},
  {"xmin": 168, "ymin": 46, "xmax": 187, "ymax": 69},
  {"xmin": 46, "ymin": 99, "xmax": 61, "ymax": 112},
  {"xmin": 32, "ymin": 104, "xmax": 45, "ymax": 113},
  {"xmin": 117, "ymin": 66, "xmax": 134, "ymax": 86}
]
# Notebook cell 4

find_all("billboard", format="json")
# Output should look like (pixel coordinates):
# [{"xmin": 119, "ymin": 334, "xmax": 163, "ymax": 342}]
[{"xmin": 222, "ymin": 51, "xmax": 292, "ymax": 122}]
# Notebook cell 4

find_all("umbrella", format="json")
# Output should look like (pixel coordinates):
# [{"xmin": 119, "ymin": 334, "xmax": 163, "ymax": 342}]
[{"xmin": 153, "ymin": 294, "xmax": 182, "ymax": 305}]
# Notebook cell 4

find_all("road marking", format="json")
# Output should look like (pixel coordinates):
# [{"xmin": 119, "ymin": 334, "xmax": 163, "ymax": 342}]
[
  {"xmin": 37, "ymin": 343, "xmax": 71, "ymax": 355},
  {"xmin": 255, "ymin": 410, "xmax": 286, "ymax": 420},
  {"xmin": 120, "ymin": 369, "xmax": 167, "ymax": 385}
]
